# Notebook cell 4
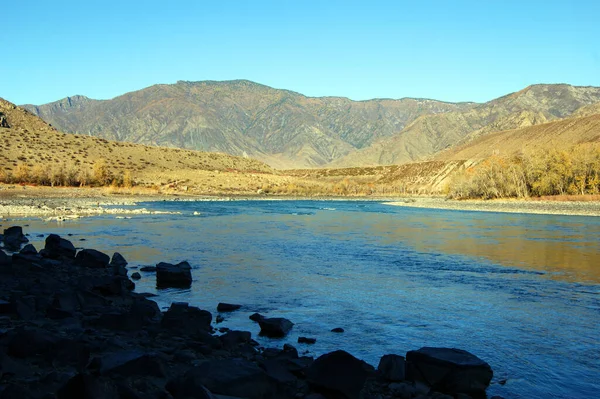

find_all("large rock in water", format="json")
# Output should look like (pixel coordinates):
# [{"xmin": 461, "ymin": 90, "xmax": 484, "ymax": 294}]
[
  {"xmin": 406, "ymin": 347, "xmax": 493, "ymax": 398},
  {"xmin": 306, "ymin": 350, "xmax": 375, "ymax": 399},
  {"xmin": 41, "ymin": 234, "xmax": 76, "ymax": 259},
  {"xmin": 258, "ymin": 317, "xmax": 294, "ymax": 337},
  {"xmin": 156, "ymin": 261, "xmax": 192, "ymax": 288}
]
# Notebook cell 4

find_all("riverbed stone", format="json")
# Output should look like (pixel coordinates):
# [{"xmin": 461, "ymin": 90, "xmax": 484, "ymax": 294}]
[
  {"xmin": 156, "ymin": 261, "xmax": 192, "ymax": 288},
  {"xmin": 95, "ymin": 350, "xmax": 166, "ymax": 378},
  {"xmin": 110, "ymin": 252, "xmax": 128, "ymax": 276},
  {"xmin": 217, "ymin": 302, "xmax": 242, "ymax": 312},
  {"xmin": 219, "ymin": 330, "xmax": 252, "ymax": 349},
  {"xmin": 19, "ymin": 244, "xmax": 37, "ymax": 255},
  {"xmin": 378, "ymin": 354, "xmax": 406, "ymax": 381},
  {"xmin": 42, "ymin": 234, "xmax": 76, "ymax": 259},
  {"xmin": 75, "ymin": 248, "xmax": 111, "ymax": 268},
  {"xmin": 2, "ymin": 226, "xmax": 28, "ymax": 251},
  {"xmin": 258, "ymin": 317, "xmax": 294, "ymax": 337},
  {"xmin": 306, "ymin": 350, "xmax": 375, "ymax": 399},
  {"xmin": 57, "ymin": 373, "xmax": 119, "ymax": 399},
  {"xmin": 161, "ymin": 302, "xmax": 212, "ymax": 334},
  {"xmin": 170, "ymin": 358, "xmax": 273, "ymax": 399},
  {"xmin": 406, "ymin": 347, "xmax": 493, "ymax": 398},
  {"xmin": 249, "ymin": 312, "xmax": 264, "ymax": 322},
  {"xmin": 0, "ymin": 249, "xmax": 10, "ymax": 266}
]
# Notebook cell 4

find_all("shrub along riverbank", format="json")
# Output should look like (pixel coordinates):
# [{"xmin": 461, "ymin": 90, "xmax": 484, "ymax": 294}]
[
  {"xmin": 0, "ymin": 226, "xmax": 500, "ymax": 399},
  {"xmin": 448, "ymin": 145, "xmax": 600, "ymax": 199}
]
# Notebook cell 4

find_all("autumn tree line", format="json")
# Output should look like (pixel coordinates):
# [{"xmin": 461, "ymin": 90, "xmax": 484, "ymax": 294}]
[
  {"xmin": 448, "ymin": 145, "xmax": 600, "ymax": 199},
  {"xmin": 0, "ymin": 159, "xmax": 133, "ymax": 188}
]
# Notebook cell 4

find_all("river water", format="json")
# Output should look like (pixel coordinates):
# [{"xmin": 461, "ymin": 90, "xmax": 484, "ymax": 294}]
[{"xmin": 12, "ymin": 200, "xmax": 600, "ymax": 398}]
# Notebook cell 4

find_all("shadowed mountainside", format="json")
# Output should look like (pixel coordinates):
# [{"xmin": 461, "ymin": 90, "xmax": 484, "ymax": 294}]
[{"xmin": 22, "ymin": 80, "xmax": 472, "ymax": 168}]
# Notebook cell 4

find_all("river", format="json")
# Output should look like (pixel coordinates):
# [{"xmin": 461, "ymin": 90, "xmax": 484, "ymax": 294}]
[{"xmin": 13, "ymin": 200, "xmax": 600, "ymax": 398}]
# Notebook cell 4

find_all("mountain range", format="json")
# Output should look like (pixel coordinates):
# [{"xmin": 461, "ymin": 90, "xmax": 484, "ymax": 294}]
[{"xmin": 22, "ymin": 81, "xmax": 600, "ymax": 169}]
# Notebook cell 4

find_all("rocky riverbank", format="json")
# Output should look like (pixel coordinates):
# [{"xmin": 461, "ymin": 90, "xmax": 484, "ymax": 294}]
[
  {"xmin": 0, "ymin": 226, "xmax": 503, "ymax": 399},
  {"xmin": 385, "ymin": 197, "xmax": 600, "ymax": 217}
]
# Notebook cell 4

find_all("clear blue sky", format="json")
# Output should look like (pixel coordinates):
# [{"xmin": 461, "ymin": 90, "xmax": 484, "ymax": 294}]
[{"xmin": 4, "ymin": 0, "xmax": 599, "ymax": 105}]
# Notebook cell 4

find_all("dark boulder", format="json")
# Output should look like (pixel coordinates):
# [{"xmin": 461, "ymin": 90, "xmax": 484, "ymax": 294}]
[
  {"xmin": 129, "ymin": 296, "xmax": 161, "ymax": 322},
  {"xmin": 93, "ymin": 350, "xmax": 166, "ymax": 378},
  {"xmin": 298, "ymin": 337, "xmax": 316, "ymax": 344},
  {"xmin": 0, "ymin": 351, "xmax": 28, "ymax": 382},
  {"xmin": 52, "ymin": 291, "xmax": 81, "ymax": 313},
  {"xmin": 258, "ymin": 317, "xmax": 294, "ymax": 338},
  {"xmin": 89, "ymin": 312, "xmax": 138, "ymax": 331},
  {"xmin": 50, "ymin": 339, "xmax": 91, "ymax": 369},
  {"xmin": 405, "ymin": 347, "xmax": 493, "ymax": 398},
  {"xmin": 306, "ymin": 350, "xmax": 375, "ymax": 399},
  {"xmin": 110, "ymin": 252, "xmax": 128, "ymax": 276},
  {"xmin": 75, "ymin": 248, "xmax": 110, "ymax": 268},
  {"xmin": 262, "ymin": 344, "xmax": 299, "ymax": 360},
  {"xmin": 217, "ymin": 302, "xmax": 242, "ymax": 312},
  {"xmin": 161, "ymin": 302, "xmax": 212, "ymax": 334},
  {"xmin": 168, "ymin": 358, "xmax": 273, "ymax": 399},
  {"xmin": 156, "ymin": 261, "xmax": 192, "ymax": 288},
  {"xmin": 2, "ymin": 226, "xmax": 28, "ymax": 250},
  {"xmin": 0, "ymin": 250, "xmax": 10, "ymax": 267},
  {"xmin": 7, "ymin": 327, "xmax": 59, "ymax": 358},
  {"xmin": 166, "ymin": 376, "xmax": 216, "ymax": 399},
  {"xmin": 219, "ymin": 330, "xmax": 251, "ymax": 349},
  {"xmin": 331, "ymin": 327, "xmax": 345, "ymax": 333},
  {"xmin": 378, "ymin": 354, "xmax": 406, "ymax": 381},
  {"xmin": 110, "ymin": 252, "xmax": 127, "ymax": 267},
  {"xmin": 42, "ymin": 234, "xmax": 76, "ymax": 259},
  {"xmin": 19, "ymin": 244, "xmax": 37, "ymax": 255},
  {"xmin": 249, "ymin": 312, "xmax": 264, "ymax": 322},
  {"xmin": 57, "ymin": 373, "xmax": 119, "ymax": 399},
  {"xmin": 131, "ymin": 272, "xmax": 141, "ymax": 280},
  {"xmin": 85, "ymin": 275, "xmax": 134, "ymax": 296},
  {"xmin": 0, "ymin": 299, "xmax": 12, "ymax": 314}
]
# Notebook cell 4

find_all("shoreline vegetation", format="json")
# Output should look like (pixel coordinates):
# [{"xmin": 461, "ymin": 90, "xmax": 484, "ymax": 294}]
[{"xmin": 0, "ymin": 226, "xmax": 497, "ymax": 399}]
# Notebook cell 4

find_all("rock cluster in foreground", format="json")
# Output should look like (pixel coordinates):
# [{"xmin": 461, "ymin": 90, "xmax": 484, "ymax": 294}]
[{"xmin": 0, "ymin": 227, "xmax": 500, "ymax": 399}]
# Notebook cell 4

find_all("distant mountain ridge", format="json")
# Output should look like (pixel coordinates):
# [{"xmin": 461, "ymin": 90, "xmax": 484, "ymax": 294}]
[
  {"xmin": 21, "ymin": 80, "xmax": 472, "ymax": 168},
  {"xmin": 22, "ymin": 81, "xmax": 600, "ymax": 168},
  {"xmin": 330, "ymin": 84, "xmax": 600, "ymax": 167}
]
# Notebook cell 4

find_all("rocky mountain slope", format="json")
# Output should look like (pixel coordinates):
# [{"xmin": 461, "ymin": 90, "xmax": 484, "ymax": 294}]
[
  {"xmin": 330, "ymin": 84, "xmax": 600, "ymax": 167},
  {"xmin": 434, "ymin": 112, "xmax": 600, "ymax": 161},
  {"xmin": 22, "ymin": 80, "xmax": 472, "ymax": 169},
  {"xmin": 0, "ymin": 98, "xmax": 295, "ymax": 194}
]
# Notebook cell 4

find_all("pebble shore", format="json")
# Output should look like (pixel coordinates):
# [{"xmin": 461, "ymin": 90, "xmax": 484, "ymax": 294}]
[{"xmin": 385, "ymin": 197, "xmax": 600, "ymax": 217}]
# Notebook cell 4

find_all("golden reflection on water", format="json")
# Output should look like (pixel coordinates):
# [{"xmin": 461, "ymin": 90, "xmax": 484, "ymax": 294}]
[{"xmin": 360, "ymin": 212, "xmax": 600, "ymax": 284}]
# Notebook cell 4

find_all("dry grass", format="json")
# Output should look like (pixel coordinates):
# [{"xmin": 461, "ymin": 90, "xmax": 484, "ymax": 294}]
[{"xmin": 531, "ymin": 194, "xmax": 600, "ymax": 202}]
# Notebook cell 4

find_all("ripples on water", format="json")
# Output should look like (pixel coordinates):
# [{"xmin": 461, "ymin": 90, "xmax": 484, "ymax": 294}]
[{"xmin": 13, "ymin": 200, "xmax": 600, "ymax": 399}]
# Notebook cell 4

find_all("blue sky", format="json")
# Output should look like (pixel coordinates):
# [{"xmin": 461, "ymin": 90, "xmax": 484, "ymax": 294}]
[{"xmin": 4, "ymin": 0, "xmax": 599, "ymax": 105}]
